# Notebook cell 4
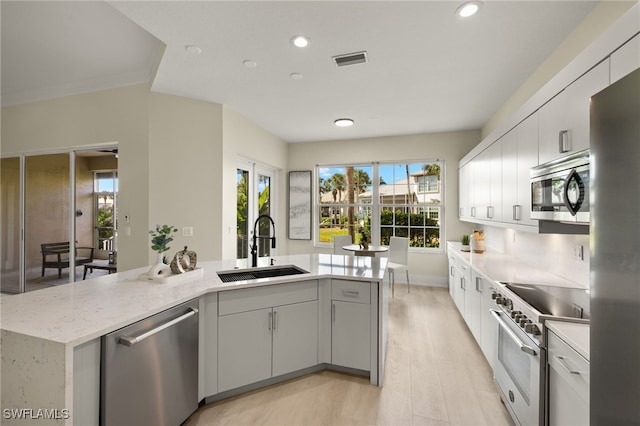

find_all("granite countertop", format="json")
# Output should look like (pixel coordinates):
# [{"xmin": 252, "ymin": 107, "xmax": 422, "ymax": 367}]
[{"xmin": 0, "ymin": 253, "xmax": 386, "ymax": 348}]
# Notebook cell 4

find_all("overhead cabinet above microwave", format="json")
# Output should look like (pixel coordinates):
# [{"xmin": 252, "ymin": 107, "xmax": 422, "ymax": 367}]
[{"xmin": 538, "ymin": 60, "xmax": 610, "ymax": 165}]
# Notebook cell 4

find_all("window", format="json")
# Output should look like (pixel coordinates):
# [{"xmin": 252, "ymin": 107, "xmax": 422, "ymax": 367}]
[
  {"xmin": 95, "ymin": 171, "xmax": 118, "ymax": 256},
  {"xmin": 317, "ymin": 161, "xmax": 443, "ymax": 251}
]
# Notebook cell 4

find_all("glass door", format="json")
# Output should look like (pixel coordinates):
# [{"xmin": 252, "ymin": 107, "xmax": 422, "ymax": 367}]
[
  {"xmin": 1, "ymin": 157, "xmax": 22, "ymax": 293},
  {"xmin": 25, "ymin": 153, "xmax": 72, "ymax": 288},
  {"xmin": 236, "ymin": 159, "xmax": 276, "ymax": 262}
]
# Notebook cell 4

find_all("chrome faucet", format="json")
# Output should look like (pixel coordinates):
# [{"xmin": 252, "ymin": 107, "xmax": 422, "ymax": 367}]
[{"xmin": 251, "ymin": 214, "xmax": 276, "ymax": 267}]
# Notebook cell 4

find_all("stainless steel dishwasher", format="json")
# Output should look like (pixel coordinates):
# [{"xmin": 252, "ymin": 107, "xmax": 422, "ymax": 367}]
[{"xmin": 101, "ymin": 298, "xmax": 199, "ymax": 426}]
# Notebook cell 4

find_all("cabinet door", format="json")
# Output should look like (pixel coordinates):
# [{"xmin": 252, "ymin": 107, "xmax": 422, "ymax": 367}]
[
  {"xmin": 272, "ymin": 300, "xmax": 318, "ymax": 377},
  {"xmin": 331, "ymin": 300, "xmax": 370, "ymax": 371},
  {"xmin": 611, "ymin": 33, "xmax": 639, "ymax": 84},
  {"xmin": 477, "ymin": 273, "xmax": 496, "ymax": 367},
  {"xmin": 459, "ymin": 162, "xmax": 473, "ymax": 219},
  {"xmin": 218, "ymin": 308, "xmax": 272, "ymax": 392},
  {"xmin": 538, "ymin": 90, "xmax": 567, "ymax": 164},
  {"xmin": 472, "ymin": 150, "xmax": 490, "ymax": 219},
  {"xmin": 501, "ymin": 129, "xmax": 518, "ymax": 223},
  {"xmin": 465, "ymin": 273, "xmax": 482, "ymax": 344},
  {"xmin": 548, "ymin": 331, "xmax": 590, "ymax": 426},
  {"xmin": 516, "ymin": 113, "xmax": 539, "ymax": 226},
  {"xmin": 565, "ymin": 59, "xmax": 610, "ymax": 155}
]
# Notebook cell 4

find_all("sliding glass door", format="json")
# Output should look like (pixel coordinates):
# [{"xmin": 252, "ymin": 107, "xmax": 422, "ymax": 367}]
[
  {"xmin": 0, "ymin": 148, "xmax": 118, "ymax": 293},
  {"xmin": 1, "ymin": 158, "xmax": 21, "ymax": 293}
]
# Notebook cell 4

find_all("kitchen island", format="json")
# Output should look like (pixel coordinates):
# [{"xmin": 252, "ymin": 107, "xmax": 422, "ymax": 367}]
[{"xmin": 0, "ymin": 254, "xmax": 388, "ymax": 426}]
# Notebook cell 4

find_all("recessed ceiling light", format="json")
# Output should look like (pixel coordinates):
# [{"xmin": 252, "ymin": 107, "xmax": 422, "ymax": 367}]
[
  {"xmin": 455, "ymin": 1, "xmax": 482, "ymax": 18},
  {"xmin": 291, "ymin": 36, "xmax": 310, "ymax": 48},
  {"xmin": 243, "ymin": 60, "xmax": 257, "ymax": 68},
  {"xmin": 334, "ymin": 118, "xmax": 354, "ymax": 127},
  {"xmin": 290, "ymin": 73, "xmax": 303, "ymax": 80},
  {"xmin": 185, "ymin": 45, "xmax": 202, "ymax": 54}
]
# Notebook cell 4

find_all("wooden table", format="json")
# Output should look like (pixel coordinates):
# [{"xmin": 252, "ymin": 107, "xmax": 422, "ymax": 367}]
[
  {"xmin": 83, "ymin": 261, "xmax": 117, "ymax": 279},
  {"xmin": 342, "ymin": 244, "xmax": 389, "ymax": 257}
]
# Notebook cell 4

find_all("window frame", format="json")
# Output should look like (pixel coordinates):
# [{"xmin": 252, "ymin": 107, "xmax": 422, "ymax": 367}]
[{"xmin": 315, "ymin": 160, "xmax": 445, "ymax": 253}]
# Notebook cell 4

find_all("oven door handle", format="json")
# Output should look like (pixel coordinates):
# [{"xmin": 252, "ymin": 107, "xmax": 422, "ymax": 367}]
[{"xmin": 490, "ymin": 309, "xmax": 537, "ymax": 356}]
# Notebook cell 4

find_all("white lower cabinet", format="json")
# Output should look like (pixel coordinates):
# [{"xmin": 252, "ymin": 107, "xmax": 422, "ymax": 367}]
[
  {"xmin": 448, "ymin": 252, "xmax": 469, "ymax": 317},
  {"xmin": 474, "ymin": 271, "xmax": 496, "ymax": 367},
  {"xmin": 448, "ymin": 247, "xmax": 496, "ymax": 369},
  {"xmin": 547, "ymin": 330, "xmax": 589, "ymax": 426},
  {"xmin": 272, "ymin": 300, "xmax": 319, "ymax": 376},
  {"xmin": 218, "ymin": 308, "xmax": 273, "ymax": 391},
  {"xmin": 331, "ymin": 279, "xmax": 371, "ymax": 371},
  {"xmin": 217, "ymin": 280, "xmax": 318, "ymax": 393}
]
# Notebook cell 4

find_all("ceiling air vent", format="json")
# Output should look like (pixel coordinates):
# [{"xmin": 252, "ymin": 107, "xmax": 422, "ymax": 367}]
[{"xmin": 332, "ymin": 51, "xmax": 368, "ymax": 67}]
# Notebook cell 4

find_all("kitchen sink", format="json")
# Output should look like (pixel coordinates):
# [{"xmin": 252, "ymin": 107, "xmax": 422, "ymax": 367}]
[{"xmin": 217, "ymin": 265, "xmax": 309, "ymax": 283}]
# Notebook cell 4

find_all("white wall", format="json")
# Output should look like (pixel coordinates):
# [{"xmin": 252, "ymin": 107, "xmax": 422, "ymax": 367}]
[
  {"xmin": 148, "ymin": 93, "xmax": 224, "ymax": 264},
  {"xmin": 221, "ymin": 107, "xmax": 288, "ymax": 260},
  {"xmin": 288, "ymin": 130, "xmax": 480, "ymax": 285}
]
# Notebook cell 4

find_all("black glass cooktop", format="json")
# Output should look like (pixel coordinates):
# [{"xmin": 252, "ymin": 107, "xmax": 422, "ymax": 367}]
[{"xmin": 502, "ymin": 282, "xmax": 590, "ymax": 319}]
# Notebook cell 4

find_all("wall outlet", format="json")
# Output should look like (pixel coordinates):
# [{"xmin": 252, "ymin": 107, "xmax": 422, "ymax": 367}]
[
  {"xmin": 183, "ymin": 226, "xmax": 194, "ymax": 237},
  {"xmin": 574, "ymin": 244, "xmax": 584, "ymax": 261}
]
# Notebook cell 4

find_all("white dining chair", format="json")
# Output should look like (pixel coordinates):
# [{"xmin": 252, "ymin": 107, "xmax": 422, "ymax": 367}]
[
  {"xmin": 387, "ymin": 236, "xmax": 409, "ymax": 297},
  {"xmin": 333, "ymin": 235, "xmax": 353, "ymax": 255}
]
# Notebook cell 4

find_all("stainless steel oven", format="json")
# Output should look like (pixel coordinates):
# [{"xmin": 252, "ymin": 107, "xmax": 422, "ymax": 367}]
[
  {"xmin": 491, "ymin": 282, "xmax": 589, "ymax": 426},
  {"xmin": 491, "ymin": 308, "xmax": 543, "ymax": 425},
  {"xmin": 530, "ymin": 149, "xmax": 590, "ymax": 224}
]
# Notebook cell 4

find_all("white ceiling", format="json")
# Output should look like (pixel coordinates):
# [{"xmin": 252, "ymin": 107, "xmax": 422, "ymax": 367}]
[{"xmin": 1, "ymin": 1, "xmax": 599, "ymax": 143}]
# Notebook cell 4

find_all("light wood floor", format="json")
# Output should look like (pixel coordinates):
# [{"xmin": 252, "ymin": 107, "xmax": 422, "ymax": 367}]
[{"xmin": 185, "ymin": 286, "xmax": 514, "ymax": 426}]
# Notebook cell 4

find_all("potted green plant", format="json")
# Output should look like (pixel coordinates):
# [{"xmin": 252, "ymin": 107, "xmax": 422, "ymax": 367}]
[
  {"xmin": 147, "ymin": 225, "xmax": 178, "ymax": 277},
  {"xmin": 461, "ymin": 234, "xmax": 470, "ymax": 252}
]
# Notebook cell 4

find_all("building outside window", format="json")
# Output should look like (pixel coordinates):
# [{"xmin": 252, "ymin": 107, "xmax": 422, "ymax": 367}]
[{"xmin": 317, "ymin": 160, "xmax": 443, "ymax": 251}]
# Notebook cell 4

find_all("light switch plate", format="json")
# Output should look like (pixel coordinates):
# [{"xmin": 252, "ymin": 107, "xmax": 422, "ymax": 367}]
[{"xmin": 183, "ymin": 226, "xmax": 193, "ymax": 237}]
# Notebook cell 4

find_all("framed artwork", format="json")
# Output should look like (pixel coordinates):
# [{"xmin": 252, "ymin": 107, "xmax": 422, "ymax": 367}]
[{"xmin": 288, "ymin": 170, "xmax": 312, "ymax": 240}]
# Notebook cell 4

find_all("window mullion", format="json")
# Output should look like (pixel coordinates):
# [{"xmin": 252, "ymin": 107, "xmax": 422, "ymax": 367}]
[{"xmin": 371, "ymin": 163, "xmax": 380, "ymax": 245}]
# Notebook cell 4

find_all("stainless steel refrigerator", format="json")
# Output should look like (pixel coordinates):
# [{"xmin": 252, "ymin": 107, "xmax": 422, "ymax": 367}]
[{"xmin": 590, "ymin": 67, "xmax": 640, "ymax": 425}]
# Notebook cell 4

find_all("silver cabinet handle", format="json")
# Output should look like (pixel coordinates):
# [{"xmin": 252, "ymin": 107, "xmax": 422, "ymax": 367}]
[
  {"xmin": 119, "ymin": 307, "xmax": 198, "ymax": 347},
  {"xmin": 459, "ymin": 207, "xmax": 464, "ymax": 217},
  {"xmin": 490, "ymin": 309, "xmax": 537, "ymax": 356},
  {"xmin": 331, "ymin": 303, "xmax": 336, "ymax": 322},
  {"xmin": 555, "ymin": 356, "xmax": 584, "ymax": 375},
  {"xmin": 559, "ymin": 130, "xmax": 570, "ymax": 153},
  {"xmin": 268, "ymin": 311, "xmax": 272, "ymax": 331},
  {"xmin": 460, "ymin": 277, "xmax": 465, "ymax": 290},
  {"xmin": 475, "ymin": 276, "xmax": 482, "ymax": 293},
  {"xmin": 513, "ymin": 205, "xmax": 521, "ymax": 221},
  {"xmin": 471, "ymin": 206, "xmax": 476, "ymax": 217},
  {"xmin": 343, "ymin": 290, "xmax": 359, "ymax": 297},
  {"xmin": 487, "ymin": 206, "xmax": 493, "ymax": 219},
  {"xmin": 273, "ymin": 310, "xmax": 277, "ymax": 331}
]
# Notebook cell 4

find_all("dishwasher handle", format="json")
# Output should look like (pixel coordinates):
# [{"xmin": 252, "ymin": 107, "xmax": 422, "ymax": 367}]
[{"xmin": 119, "ymin": 307, "xmax": 199, "ymax": 347}]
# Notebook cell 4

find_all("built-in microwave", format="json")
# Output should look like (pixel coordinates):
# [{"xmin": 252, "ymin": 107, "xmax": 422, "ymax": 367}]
[{"xmin": 530, "ymin": 149, "xmax": 590, "ymax": 224}]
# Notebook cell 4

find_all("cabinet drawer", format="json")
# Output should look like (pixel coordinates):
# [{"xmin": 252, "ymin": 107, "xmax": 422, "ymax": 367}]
[
  {"xmin": 548, "ymin": 330, "xmax": 589, "ymax": 403},
  {"xmin": 219, "ymin": 280, "xmax": 318, "ymax": 316},
  {"xmin": 331, "ymin": 279, "xmax": 371, "ymax": 304}
]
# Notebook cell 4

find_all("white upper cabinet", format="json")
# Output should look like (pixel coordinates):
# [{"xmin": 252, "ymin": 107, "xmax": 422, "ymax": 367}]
[
  {"xmin": 459, "ymin": 161, "xmax": 473, "ymax": 220},
  {"xmin": 539, "ymin": 59, "xmax": 610, "ymax": 164},
  {"xmin": 502, "ymin": 113, "xmax": 538, "ymax": 227},
  {"xmin": 611, "ymin": 33, "xmax": 640, "ymax": 84}
]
